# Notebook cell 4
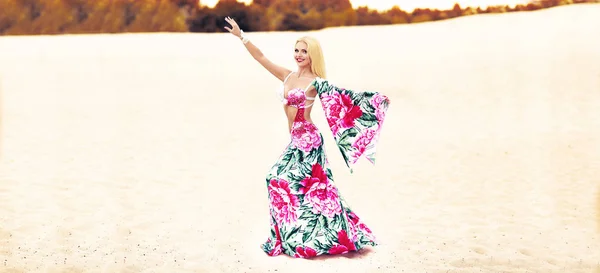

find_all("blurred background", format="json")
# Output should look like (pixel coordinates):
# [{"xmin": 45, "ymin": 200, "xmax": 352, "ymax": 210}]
[
  {"xmin": 1, "ymin": 1, "xmax": 600, "ymax": 272},
  {"xmin": 1, "ymin": 0, "xmax": 599, "ymax": 35}
]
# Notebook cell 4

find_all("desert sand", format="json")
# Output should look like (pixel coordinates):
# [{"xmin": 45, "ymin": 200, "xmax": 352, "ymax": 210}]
[{"xmin": 1, "ymin": 4, "xmax": 600, "ymax": 273}]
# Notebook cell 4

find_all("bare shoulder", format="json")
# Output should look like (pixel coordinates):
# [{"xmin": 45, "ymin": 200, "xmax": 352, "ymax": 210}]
[
  {"xmin": 304, "ymin": 77, "xmax": 318, "ymax": 98},
  {"xmin": 280, "ymin": 68, "xmax": 293, "ymax": 81}
]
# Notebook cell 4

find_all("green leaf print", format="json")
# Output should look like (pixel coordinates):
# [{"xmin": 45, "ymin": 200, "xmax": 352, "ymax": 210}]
[
  {"xmin": 338, "ymin": 127, "xmax": 358, "ymax": 143},
  {"xmin": 297, "ymin": 194, "xmax": 305, "ymax": 205},
  {"xmin": 326, "ymin": 168, "xmax": 334, "ymax": 180},
  {"xmin": 283, "ymin": 242, "xmax": 294, "ymax": 254},
  {"xmin": 313, "ymin": 78, "xmax": 332, "ymax": 96},
  {"xmin": 361, "ymin": 112, "xmax": 378, "ymax": 122},
  {"xmin": 357, "ymin": 113, "xmax": 378, "ymax": 128},
  {"xmin": 299, "ymin": 162, "xmax": 313, "ymax": 176},
  {"xmin": 347, "ymin": 89, "xmax": 363, "ymax": 102},
  {"xmin": 314, "ymin": 239, "xmax": 329, "ymax": 252},
  {"xmin": 360, "ymin": 236, "xmax": 373, "ymax": 245},
  {"xmin": 305, "ymin": 147, "xmax": 318, "ymax": 163},
  {"xmin": 331, "ymin": 213, "xmax": 342, "ymax": 230},
  {"xmin": 318, "ymin": 214, "xmax": 328, "ymax": 229},
  {"xmin": 283, "ymin": 226, "xmax": 301, "ymax": 241},
  {"xmin": 276, "ymin": 149, "xmax": 295, "ymax": 175},
  {"xmin": 290, "ymin": 173, "xmax": 306, "ymax": 189},
  {"xmin": 360, "ymin": 98, "xmax": 377, "ymax": 114},
  {"xmin": 296, "ymin": 149, "xmax": 305, "ymax": 162},
  {"xmin": 302, "ymin": 217, "xmax": 319, "ymax": 243},
  {"xmin": 338, "ymin": 146, "xmax": 350, "ymax": 166},
  {"xmin": 298, "ymin": 208, "xmax": 317, "ymax": 221},
  {"xmin": 324, "ymin": 226, "xmax": 339, "ymax": 244},
  {"xmin": 314, "ymin": 147, "xmax": 325, "ymax": 167},
  {"xmin": 341, "ymin": 214, "xmax": 349, "ymax": 232}
]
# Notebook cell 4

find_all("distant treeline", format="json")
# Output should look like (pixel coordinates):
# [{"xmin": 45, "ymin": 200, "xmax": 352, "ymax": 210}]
[{"xmin": 1, "ymin": 0, "xmax": 599, "ymax": 35}]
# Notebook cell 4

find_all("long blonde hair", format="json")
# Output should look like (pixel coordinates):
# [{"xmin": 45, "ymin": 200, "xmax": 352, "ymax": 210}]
[{"xmin": 296, "ymin": 36, "xmax": 326, "ymax": 79}]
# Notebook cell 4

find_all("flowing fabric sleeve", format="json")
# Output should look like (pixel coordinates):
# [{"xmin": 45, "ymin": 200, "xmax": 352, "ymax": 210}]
[{"xmin": 310, "ymin": 77, "xmax": 390, "ymax": 173}]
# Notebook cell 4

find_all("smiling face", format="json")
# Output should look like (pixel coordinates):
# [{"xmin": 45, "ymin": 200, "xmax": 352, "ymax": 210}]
[{"xmin": 294, "ymin": 41, "xmax": 311, "ymax": 68}]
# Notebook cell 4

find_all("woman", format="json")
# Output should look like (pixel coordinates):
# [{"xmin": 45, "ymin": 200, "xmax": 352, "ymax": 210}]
[{"xmin": 225, "ymin": 17, "xmax": 390, "ymax": 258}]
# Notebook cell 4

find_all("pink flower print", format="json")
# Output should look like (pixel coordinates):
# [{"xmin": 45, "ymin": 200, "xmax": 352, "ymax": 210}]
[
  {"xmin": 286, "ymin": 89, "xmax": 306, "ymax": 106},
  {"xmin": 359, "ymin": 223, "xmax": 373, "ymax": 234},
  {"xmin": 268, "ymin": 178, "xmax": 300, "ymax": 226},
  {"xmin": 339, "ymin": 95, "xmax": 364, "ymax": 128},
  {"xmin": 321, "ymin": 93, "xmax": 363, "ymax": 135},
  {"xmin": 291, "ymin": 123, "xmax": 321, "ymax": 152},
  {"xmin": 294, "ymin": 246, "xmax": 318, "ymax": 258},
  {"xmin": 348, "ymin": 128, "xmax": 377, "ymax": 164},
  {"xmin": 345, "ymin": 212, "xmax": 359, "ymax": 241},
  {"xmin": 267, "ymin": 225, "xmax": 283, "ymax": 256},
  {"xmin": 327, "ymin": 230, "xmax": 357, "ymax": 255},
  {"xmin": 299, "ymin": 164, "xmax": 342, "ymax": 218},
  {"xmin": 346, "ymin": 210, "xmax": 371, "ymax": 240},
  {"xmin": 370, "ymin": 93, "xmax": 388, "ymax": 122}
]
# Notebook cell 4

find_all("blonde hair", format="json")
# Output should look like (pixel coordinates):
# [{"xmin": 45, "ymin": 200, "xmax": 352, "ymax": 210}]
[{"xmin": 296, "ymin": 36, "xmax": 326, "ymax": 79}]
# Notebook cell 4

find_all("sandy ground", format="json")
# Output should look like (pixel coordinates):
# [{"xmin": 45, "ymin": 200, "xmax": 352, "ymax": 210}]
[{"xmin": 1, "ymin": 4, "xmax": 600, "ymax": 273}]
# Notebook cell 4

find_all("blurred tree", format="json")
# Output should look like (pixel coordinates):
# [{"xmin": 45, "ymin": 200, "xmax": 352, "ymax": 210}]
[
  {"xmin": 281, "ymin": 10, "xmax": 311, "ymax": 31},
  {"xmin": 301, "ymin": 7, "xmax": 325, "ymax": 29},
  {"xmin": 245, "ymin": 4, "xmax": 269, "ymax": 31},
  {"xmin": 101, "ymin": 0, "xmax": 129, "ymax": 33},
  {"xmin": 463, "ymin": 7, "xmax": 477, "ymax": 15},
  {"xmin": 170, "ymin": 0, "xmax": 198, "ymax": 8},
  {"xmin": 1, "ymin": 0, "xmax": 597, "ymax": 35},
  {"xmin": 526, "ymin": 3, "xmax": 542, "ymax": 10},
  {"xmin": 341, "ymin": 8, "xmax": 358, "ymax": 26},
  {"xmin": 253, "ymin": 0, "xmax": 276, "ymax": 7},
  {"xmin": 384, "ymin": 6, "xmax": 409, "ymax": 24},
  {"xmin": 124, "ymin": 0, "xmax": 187, "ymax": 32},
  {"xmin": 410, "ymin": 8, "xmax": 434, "ymax": 23},
  {"xmin": 0, "ymin": 0, "xmax": 28, "ymax": 34},
  {"xmin": 6, "ymin": 0, "xmax": 44, "ymax": 34},
  {"xmin": 207, "ymin": 0, "xmax": 250, "ymax": 32},
  {"xmin": 189, "ymin": 6, "xmax": 219, "ymax": 32},
  {"xmin": 67, "ymin": 0, "xmax": 115, "ymax": 33},
  {"xmin": 356, "ymin": 6, "xmax": 389, "ymax": 26},
  {"xmin": 447, "ymin": 3, "xmax": 463, "ymax": 17}
]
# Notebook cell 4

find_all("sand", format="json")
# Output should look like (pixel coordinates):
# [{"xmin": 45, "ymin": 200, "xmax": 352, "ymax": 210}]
[{"xmin": 1, "ymin": 4, "xmax": 599, "ymax": 273}]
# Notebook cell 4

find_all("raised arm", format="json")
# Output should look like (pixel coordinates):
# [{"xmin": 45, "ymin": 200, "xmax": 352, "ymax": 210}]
[{"xmin": 224, "ymin": 17, "xmax": 291, "ymax": 82}]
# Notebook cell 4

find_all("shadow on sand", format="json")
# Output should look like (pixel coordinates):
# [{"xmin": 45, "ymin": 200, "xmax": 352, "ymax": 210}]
[{"xmin": 277, "ymin": 247, "xmax": 375, "ymax": 261}]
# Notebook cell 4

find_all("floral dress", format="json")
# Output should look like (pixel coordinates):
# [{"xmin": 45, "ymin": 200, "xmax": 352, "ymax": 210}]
[{"xmin": 261, "ymin": 76, "xmax": 390, "ymax": 258}]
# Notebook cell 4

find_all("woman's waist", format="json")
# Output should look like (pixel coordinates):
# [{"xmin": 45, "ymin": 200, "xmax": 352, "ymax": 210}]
[{"xmin": 289, "ymin": 120, "xmax": 321, "ymax": 135}]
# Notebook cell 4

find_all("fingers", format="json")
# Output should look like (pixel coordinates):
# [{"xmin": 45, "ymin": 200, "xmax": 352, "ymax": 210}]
[
  {"xmin": 224, "ymin": 26, "xmax": 232, "ymax": 32},
  {"xmin": 224, "ymin": 16, "xmax": 238, "ymax": 27}
]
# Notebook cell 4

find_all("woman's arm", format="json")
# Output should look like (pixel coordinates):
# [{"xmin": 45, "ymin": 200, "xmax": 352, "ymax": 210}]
[{"xmin": 224, "ymin": 17, "xmax": 290, "ymax": 82}]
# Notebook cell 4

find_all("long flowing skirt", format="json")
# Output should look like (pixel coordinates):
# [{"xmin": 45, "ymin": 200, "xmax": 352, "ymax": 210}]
[{"xmin": 260, "ymin": 120, "xmax": 377, "ymax": 258}]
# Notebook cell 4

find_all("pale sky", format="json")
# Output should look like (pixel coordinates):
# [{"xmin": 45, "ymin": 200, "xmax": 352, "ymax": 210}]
[{"xmin": 200, "ymin": 0, "xmax": 530, "ymax": 11}]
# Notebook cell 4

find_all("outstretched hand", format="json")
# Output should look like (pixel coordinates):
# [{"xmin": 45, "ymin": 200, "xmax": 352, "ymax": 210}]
[{"xmin": 224, "ymin": 16, "xmax": 242, "ymax": 37}]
